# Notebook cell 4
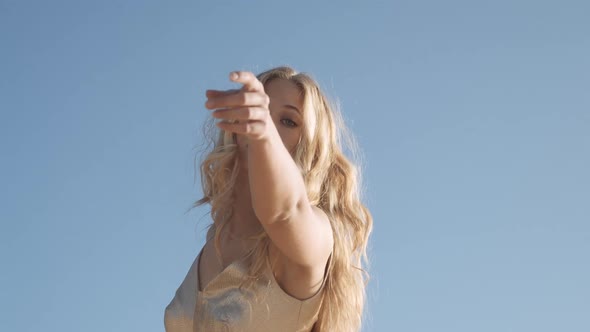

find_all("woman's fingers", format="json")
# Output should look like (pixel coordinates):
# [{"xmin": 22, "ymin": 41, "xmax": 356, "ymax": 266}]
[
  {"xmin": 229, "ymin": 71, "xmax": 264, "ymax": 92},
  {"xmin": 205, "ymin": 89, "xmax": 240, "ymax": 98},
  {"xmin": 216, "ymin": 118, "xmax": 267, "ymax": 139},
  {"xmin": 212, "ymin": 107, "xmax": 268, "ymax": 121},
  {"xmin": 205, "ymin": 91, "xmax": 269, "ymax": 109},
  {"xmin": 204, "ymin": 71, "xmax": 270, "ymax": 141}
]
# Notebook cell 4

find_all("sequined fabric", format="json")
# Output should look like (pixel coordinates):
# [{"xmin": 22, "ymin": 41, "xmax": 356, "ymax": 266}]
[{"xmin": 164, "ymin": 244, "xmax": 329, "ymax": 332}]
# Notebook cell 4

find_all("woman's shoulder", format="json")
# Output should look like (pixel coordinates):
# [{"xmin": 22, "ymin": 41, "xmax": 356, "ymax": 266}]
[{"xmin": 205, "ymin": 224, "xmax": 216, "ymax": 241}]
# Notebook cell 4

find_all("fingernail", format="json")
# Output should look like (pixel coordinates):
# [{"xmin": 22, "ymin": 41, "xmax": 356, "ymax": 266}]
[{"xmin": 230, "ymin": 72, "xmax": 239, "ymax": 80}]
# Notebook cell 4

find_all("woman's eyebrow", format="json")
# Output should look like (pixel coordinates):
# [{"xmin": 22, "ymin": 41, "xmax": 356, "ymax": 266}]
[{"xmin": 283, "ymin": 104, "xmax": 301, "ymax": 114}]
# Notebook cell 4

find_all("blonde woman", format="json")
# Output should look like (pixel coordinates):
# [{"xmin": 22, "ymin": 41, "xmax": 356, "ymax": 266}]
[{"xmin": 164, "ymin": 66, "xmax": 373, "ymax": 331}]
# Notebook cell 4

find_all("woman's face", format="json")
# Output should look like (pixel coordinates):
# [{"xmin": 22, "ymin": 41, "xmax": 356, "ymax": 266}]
[{"xmin": 236, "ymin": 78, "xmax": 304, "ymax": 167}]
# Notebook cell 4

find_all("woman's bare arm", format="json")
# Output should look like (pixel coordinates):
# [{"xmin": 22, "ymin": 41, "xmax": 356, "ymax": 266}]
[{"xmin": 206, "ymin": 71, "xmax": 333, "ymax": 270}]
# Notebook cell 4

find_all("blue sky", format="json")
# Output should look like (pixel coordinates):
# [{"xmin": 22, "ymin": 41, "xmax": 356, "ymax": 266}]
[{"xmin": 1, "ymin": 1, "xmax": 589, "ymax": 331}]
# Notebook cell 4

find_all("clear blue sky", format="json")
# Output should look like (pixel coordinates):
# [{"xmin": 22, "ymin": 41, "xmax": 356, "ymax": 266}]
[{"xmin": 1, "ymin": 1, "xmax": 589, "ymax": 331}]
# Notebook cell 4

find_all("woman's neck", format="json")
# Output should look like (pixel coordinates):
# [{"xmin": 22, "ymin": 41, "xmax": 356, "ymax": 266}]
[{"xmin": 225, "ymin": 167, "xmax": 264, "ymax": 237}]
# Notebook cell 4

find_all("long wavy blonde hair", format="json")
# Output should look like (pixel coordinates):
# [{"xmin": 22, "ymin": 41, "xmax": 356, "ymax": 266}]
[{"xmin": 189, "ymin": 66, "xmax": 373, "ymax": 331}]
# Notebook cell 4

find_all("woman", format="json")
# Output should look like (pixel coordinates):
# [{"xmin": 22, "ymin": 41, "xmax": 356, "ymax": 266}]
[{"xmin": 164, "ymin": 66, "xmax": 373, "ymax": 331}]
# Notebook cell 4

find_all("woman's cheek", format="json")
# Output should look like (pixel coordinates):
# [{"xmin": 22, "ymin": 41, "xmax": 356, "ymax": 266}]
[{"xmin": 287, "ymin": 131, "xmax": 302, "ymax": 154}]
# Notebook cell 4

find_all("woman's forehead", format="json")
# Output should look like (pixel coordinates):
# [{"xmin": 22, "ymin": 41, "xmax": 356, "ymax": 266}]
[{"xmin": 266, "ymin": 78, "xmax": 304, "ymax": 109}]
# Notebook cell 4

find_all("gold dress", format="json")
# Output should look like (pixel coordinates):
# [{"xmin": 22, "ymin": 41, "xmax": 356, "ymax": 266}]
[{"xmin": 164, "ymin": 241, "xmax": 330, "ymax": 332}]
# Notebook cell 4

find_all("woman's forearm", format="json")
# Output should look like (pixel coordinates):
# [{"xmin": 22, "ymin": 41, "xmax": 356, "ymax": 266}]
[{"xmin": 246, "ymin": 129, "xmax": 307, "ymax": 225}]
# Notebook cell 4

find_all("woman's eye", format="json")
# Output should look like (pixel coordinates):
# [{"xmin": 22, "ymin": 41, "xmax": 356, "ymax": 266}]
[{"xmin": 280, "ymin": 118, "xmax": 298, "ymax": 128}]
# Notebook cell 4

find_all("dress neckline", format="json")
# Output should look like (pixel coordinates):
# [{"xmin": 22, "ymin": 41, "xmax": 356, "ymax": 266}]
[
  {"xmin": 194, "ymin": 241, "xmax": 331, "ymax": 303},
  {"xmin": 195, "ymin": 242, "xmax": 252, "ymax": 293}
]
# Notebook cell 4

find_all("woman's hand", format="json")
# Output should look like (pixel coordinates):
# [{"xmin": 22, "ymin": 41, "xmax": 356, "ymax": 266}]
[{"xmin": 204, "ymin": 71, "xmax": 275, "ymax": 142}]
